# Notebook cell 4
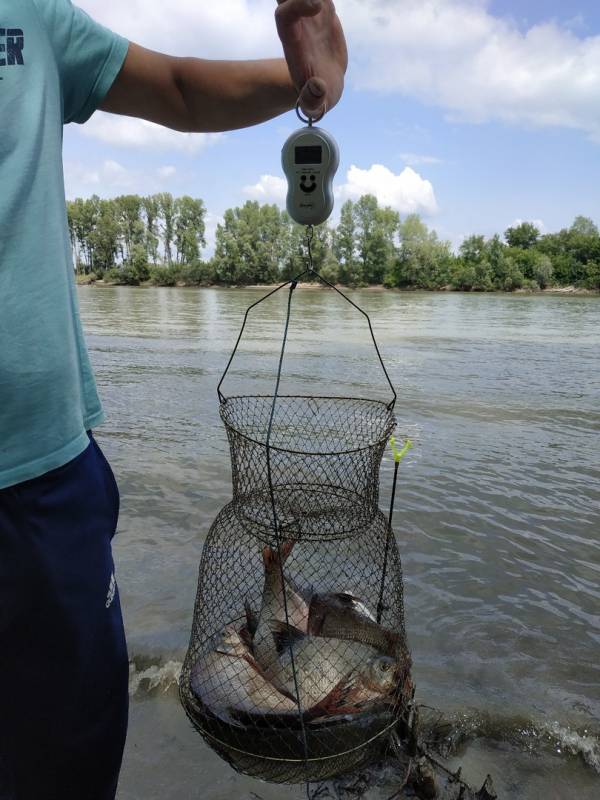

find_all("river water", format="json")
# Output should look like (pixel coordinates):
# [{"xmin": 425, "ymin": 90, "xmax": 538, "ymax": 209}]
[{"xmin": 78, "ymin": 286, "xmax": 600, "ymax": 799}]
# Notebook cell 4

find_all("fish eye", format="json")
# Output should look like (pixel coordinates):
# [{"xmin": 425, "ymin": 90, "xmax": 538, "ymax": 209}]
[{"xmin": 379, "ymin": 660, "xmax": 392, "ymax": 673}]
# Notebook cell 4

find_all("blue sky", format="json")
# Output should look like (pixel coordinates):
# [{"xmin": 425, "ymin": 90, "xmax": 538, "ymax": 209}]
[{"xmin": 65, "ymin": 0, "xmax": 600, "ymax": 252}]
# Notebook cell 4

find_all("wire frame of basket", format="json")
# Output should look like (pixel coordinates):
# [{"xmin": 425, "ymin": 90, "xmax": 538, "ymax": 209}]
[
  {"xmin": 221, "ymin": 395, "xmax": 396, "ymax": 541},
  {"xmin": 179, "ymin": 503, "xmax": 412, "ymax": 784},
  {"xmin": 217, "ymin": 276, "xmax": 398, "ymax": 540}
]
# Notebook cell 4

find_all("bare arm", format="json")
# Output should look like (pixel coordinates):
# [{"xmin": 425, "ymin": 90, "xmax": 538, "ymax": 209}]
[
  {"xmin": 100, "ymin": 1, "xmax": 347, "ymax": 132},
  {"xmin": 100, "ymin": 44, "xmax": 299, "ymax": 133}
]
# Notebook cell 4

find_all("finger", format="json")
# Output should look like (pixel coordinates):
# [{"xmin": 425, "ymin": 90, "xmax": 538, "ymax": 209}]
[
  {"xmin": 275, "ymin": 0, "xmax": 323, "ymax": 27},
  {"xmin": 298, "ymin": 77, "xmax": 327, "ymax": 117}
]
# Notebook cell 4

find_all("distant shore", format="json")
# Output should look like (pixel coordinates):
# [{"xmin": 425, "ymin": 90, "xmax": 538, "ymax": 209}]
[{"xmin": 76, "ymin": 276, "xmax": 598, "ymax": 295}]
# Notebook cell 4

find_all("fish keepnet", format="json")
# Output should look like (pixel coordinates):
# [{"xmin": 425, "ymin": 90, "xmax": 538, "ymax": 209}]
[{"xmin": 180, "ymin": 269, "xmax": 414, "ymax": 784}]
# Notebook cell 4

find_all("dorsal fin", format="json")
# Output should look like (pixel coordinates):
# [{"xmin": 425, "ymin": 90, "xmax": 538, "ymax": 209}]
[
  {"xmin": 270, "ymin": 619, "xmax": 306, "ymax": 653},
  {"xmin": 244, "ymin": 599, "xmax": 258, "ymax": 638},
  {"xmin": 333, "ymin": 592, "xmax": 357, "ymax": 607}
]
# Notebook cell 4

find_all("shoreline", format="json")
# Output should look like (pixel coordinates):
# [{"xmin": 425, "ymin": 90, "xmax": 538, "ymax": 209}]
[{"xmin": 76, "ymin": 277, "xmax": 599, "ymax": 296}]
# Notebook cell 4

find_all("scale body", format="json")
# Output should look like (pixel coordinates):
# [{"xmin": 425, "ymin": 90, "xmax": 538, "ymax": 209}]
[{"xmin": 281, "ymin": 125, "xmax": 340, "ymax": 226}]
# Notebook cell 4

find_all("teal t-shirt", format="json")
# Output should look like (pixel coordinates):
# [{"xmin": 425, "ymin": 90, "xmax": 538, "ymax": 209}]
[{"xmin": 0, "ymin": 0, "xmax": 128, "ymax": 488}]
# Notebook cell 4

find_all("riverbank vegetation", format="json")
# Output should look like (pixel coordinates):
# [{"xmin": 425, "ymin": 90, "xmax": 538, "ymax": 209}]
[{"xmin": 67, "ymin": 194, "xmax": 600, "ymax": 292}]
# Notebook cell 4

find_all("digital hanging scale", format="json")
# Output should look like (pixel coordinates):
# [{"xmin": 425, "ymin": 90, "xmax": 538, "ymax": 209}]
[{"xmin": 281, "ymin": 105, "xmax": 340, "ymax": 227}]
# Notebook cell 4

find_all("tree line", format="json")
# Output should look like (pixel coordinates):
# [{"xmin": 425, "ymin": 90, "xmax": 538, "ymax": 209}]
[{"xmin": 67, "ymin": 193, "xmax": 600, "ymax": 291}]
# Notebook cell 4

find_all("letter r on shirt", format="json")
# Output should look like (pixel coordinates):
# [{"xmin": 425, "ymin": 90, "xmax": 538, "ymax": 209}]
[{"xmin": 7, "ymin": 29, "xmax": 24, "ymax": 65}]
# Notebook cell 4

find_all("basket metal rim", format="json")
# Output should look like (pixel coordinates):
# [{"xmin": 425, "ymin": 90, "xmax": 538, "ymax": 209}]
[
  {"xmin": 179, "ymin": 684, "xmax": 398, "ymax": 765},
  {"xmin": 196, "ymin": 718, "xmax": 397, "ymax": 765},
  {"xmin": 220, "ymin": 395, "xmax": 397, "ymax": 457},
  {"xmin": 207, "ymin": 500, "xmax": 391, "ymax": 544},
  {"xmin": 230, "ymin": 484, "xmax": 380, "ymax": 541}
]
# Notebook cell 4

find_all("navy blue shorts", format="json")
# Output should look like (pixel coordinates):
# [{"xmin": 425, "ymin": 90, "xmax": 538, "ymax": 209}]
[{"xmin": 0, "ymin": 434, "xmax": 129, "ymax": 800}]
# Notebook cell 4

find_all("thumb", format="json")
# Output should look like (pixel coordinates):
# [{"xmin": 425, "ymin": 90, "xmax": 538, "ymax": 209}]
[{"xmin": 298, "ymin": 77, "xmax": 327, "ymax": 118}]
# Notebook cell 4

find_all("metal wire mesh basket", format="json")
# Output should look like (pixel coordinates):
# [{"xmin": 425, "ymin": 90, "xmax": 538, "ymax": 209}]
[
  {"xmin": 180, "ymin": 503, "xmax": 412, "ymax": 783},
  {"xmin": 181, "ymin": 268, "xmax": 413, "ymax": 786},
  {"xmin": 221, "ymin": 395, "xmax": 396, "ymax": 540}
]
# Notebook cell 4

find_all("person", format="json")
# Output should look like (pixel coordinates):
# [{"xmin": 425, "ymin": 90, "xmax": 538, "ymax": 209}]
[{"xmin": 0, "ymin": 1, "xmax": 347, "ymax": 798}]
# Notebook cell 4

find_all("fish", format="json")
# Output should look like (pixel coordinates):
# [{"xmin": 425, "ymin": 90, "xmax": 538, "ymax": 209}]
[
  {"xmin": 309, "ymin": 651, "xmax": 400, "ymax": 721},
  {"xmin": 308, "ymin": 592, "xmax": 408, "ymax": 661},
  {"xmin": 252, "ymin": 540, "xmax": 309, "ymax": 673},
  {"xmin": 269, "ymin": 626, "xmax": 399, "ymax": 714},
  {"xmin": 189, "ymin": 625, "xmax": 298, "ymax": 724}
]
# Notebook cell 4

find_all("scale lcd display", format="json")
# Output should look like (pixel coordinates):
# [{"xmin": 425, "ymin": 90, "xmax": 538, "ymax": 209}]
[{"xmin": 295, "ymin": 145, "xmax": 322, "ymax": 165}]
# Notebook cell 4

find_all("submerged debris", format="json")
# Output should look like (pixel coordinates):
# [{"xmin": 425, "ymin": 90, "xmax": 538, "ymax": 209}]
[
  {"xmin": 412, "ymin": 756, "xmax": 437, "ymax": 798},
  {"xmin": 305, "ymin": 705, "xmax": 500, "ymax": 800},
  {"xmin": 476, "ymin": 776, "xmax": 498, "ymax": 800}
]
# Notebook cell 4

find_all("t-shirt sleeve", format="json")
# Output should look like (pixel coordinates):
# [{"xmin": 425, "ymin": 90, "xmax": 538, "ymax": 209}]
[{"xmin": 33, "ymin": 0, "xmax": 129, "ymax": 124}]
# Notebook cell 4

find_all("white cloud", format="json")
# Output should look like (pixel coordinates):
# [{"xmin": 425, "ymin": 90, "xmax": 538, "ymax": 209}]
[
  {"xmin": 337, "ymin": 164, "xmax": 438, "ymax": 215},
  {"xmin": 65, "ymin": 159, "xmax": 182, "ymax": 198},
  {"xmin": 82, "ymin": 113, "xmax": 223, "ymax": 153},
  {"xmin": 400, "ymin": 153, "xmax": 444, "ymax": 166},
  {"xmin": 342, "ymin": 0, "xmax": 600, "ymax": 142},
  {"xmin": 242, "ymin": 166, "xmax": 438, "ymax": 216},
  {"xmin": 76, "ymin": 0, "xmax": 279, "ymax": 59},
  {"xmin": 242, "ymin": 174, "xmax": 287, "ymax": 203},
  {"xmin": 64, "ymin": 159, "xmax": 136, "ymax": 197}
]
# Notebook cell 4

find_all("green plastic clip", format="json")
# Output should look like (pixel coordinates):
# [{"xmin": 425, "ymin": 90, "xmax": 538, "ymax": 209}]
[{"xmin": 389, "ymin": 436, "xmax": 413, "ymax": 464}]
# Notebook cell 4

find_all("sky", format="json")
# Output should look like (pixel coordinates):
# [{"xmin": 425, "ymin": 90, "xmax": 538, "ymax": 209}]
[{"xmin": 65, "ymin": 0, "xmax": 600, "ymax": 252}]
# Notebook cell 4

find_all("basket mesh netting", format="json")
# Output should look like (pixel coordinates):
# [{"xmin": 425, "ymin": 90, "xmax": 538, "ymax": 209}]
[
  {"xmin": 221, "ymin": 395, "xmax": 396, "ymax": 540},
  {"xmin": 179, "ymin": 504, "xmax": 412, "ymax": 783},
  {"xmin": 180, "ymin": 267, "xmax": 412, "ymax": 785}
]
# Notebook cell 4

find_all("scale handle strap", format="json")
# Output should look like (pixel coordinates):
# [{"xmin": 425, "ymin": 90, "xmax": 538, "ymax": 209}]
[{"xmin": 217, "ymin": 267, "xmax": 397, "ymax": 410}]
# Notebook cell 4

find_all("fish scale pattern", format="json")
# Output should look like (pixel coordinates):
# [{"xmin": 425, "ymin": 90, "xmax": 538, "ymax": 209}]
[{"xmin": 180, "ymin": 393, "xmax": 413, "ymax": 783}]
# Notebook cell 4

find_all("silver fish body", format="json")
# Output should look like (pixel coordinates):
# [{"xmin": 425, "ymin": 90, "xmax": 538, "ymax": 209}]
[
  {"xmin": 253, "ymin": 540, "xmax": 309, "ymax": 673},
  {"xmin": 190, "ymin": 626, "xmax": 297, "ymax": 723},
  {"xmin": 271, "ymin": 633, "xmax": 397, "ymax": 713}
]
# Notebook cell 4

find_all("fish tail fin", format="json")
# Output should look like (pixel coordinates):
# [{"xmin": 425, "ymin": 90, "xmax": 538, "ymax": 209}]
[
  {"xmin": 270, "ymin": 619, "xmax": 306, "ymax": 653},
  {"xmin": 244, "ymin": 599, "xmax": 259, "ymax": 638},
  {"xmin": 262, "ymin": 539, "xmax": 296, "ymax": 571}
]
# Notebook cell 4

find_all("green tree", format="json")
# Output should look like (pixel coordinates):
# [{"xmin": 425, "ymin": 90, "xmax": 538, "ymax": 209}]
[
  {"xmin": 68, "ymin": 196, "xmax": 100, "ymax": 273},
  {"xmin": 115, "ymin": 195, "xmax": 144, "ymax": 261},
  {"xmin": 353, "ymin": 195, "xmax": 399, "ymax": 284},
  {"xmin": 584, "ymin": 261, "xmax": 600, "ymax": 290},
  {"xmin": 89, "ymin": 199, "xmax": 121, "ymax": 273},
  {"xmin": 212, "ymin": 202, "xmax": 287, "ymax": 284},
  {"xmin": 386, "ymin": 214, "xmax": 452, "ymax": 289},
  {"xmin": 319, "ymin": 248, "xmax": 340, "ymax": 285},
  {"xmin": 504, "ymin": 222, "xmax": 540, "ymax": 249},
  {"xmin": 334, "ymin": 200, "xmax": 361, "ymax": 285},
  {"xmin": 174, "ymin": 196, "xmax": 206, "ymax": 264},
  {"xmin": 570, "ymin": 216, "xmax": 599, "ymax": 237},
  {"xmin": 281, "ymin": 220, "xmax": 331, "ymax": 281},
  {"xmin": 533, "ymin": 254, "xmax": 554, "ymax": 289},
  {"xmin": 143, "ymin": 195, "xmax": 161, "ymax": 265},
  {"xmin": 500, "ymin": 257, "xmax": 525, "ymax": 291},
  {"xmin": 453, "ymin": 235, "xmax": 493, "ymax": 290},
  {"xmin": 281, "ymin": 218, "xmax": 306, "ymax": 280},
  {"xmin": 157, "ymin": 192, "xmax": 176, "ymax": 265},
  {"xmin": 535, "ymin": 217, "xmax": 600, "ymax": 285},
  {"xmin": 485, "ymin": 235, "xmax": 508, "ymax": 287}
]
